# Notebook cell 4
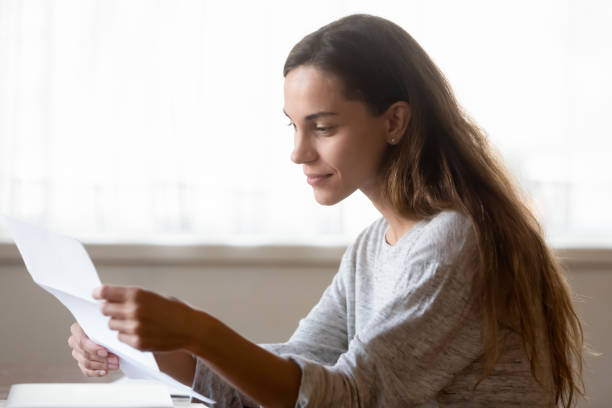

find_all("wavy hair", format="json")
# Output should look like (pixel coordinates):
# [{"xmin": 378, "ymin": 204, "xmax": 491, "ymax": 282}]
[{"xmin": 284, "ymin": 14, "xmax": 585, "ymax": 406}]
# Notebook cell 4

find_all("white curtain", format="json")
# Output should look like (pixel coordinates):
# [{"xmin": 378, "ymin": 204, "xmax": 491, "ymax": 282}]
[{"xmin": 1, "ymin": 0, "xmax": 610, "ymax": 246}]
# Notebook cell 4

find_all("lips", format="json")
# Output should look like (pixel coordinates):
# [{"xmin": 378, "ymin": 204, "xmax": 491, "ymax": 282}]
[{"xmin": 306, "ymin": 173, "xmax": 332, "ymax": 186}]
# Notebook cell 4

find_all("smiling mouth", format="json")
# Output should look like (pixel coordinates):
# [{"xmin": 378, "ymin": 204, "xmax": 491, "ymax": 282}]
[{"xmin": 307, "ymin": 174, "xmax": 332, "ymax": 186}]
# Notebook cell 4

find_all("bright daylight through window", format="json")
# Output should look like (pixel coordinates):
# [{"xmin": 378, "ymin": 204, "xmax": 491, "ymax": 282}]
[{"xmin": 0, "ymin": 0, "xmax": 610, "ymax": 246}]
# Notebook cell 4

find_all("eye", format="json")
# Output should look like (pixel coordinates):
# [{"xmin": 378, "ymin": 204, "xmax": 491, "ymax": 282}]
[{"xmin": 315, "ymin": 125, "xmax": 335, "ymax": 134}]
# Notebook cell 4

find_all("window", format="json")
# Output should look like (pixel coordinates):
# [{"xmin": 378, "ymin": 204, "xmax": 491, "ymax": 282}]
[{"xmin": 1, "ymin": 0, "xmax": 610, "ymax": 247}]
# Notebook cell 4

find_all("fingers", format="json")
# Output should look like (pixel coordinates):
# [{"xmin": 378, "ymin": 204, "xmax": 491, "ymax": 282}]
[
  {"xmin": 93, "ymin": 285, "xmax": 140, "ymax": 302},
  {"xmin": 72, "ymin": 347, "xmax": 120, "ymax": 377},
  {"xmin": 67, "ymin": 337, "xmax": 104, "ymax": 363},
  {"xmin": 101, "ymin": 302, "xmax": 141, "ymax": 320},
  {"xmin": 69, "ymin": 322, "xmax": 106, "ymax": 357},
  {"xmin": 78, "ymin": 362, "xmax": 107, "ymax": 377},
  {"xmin": 72, "ymin": 348, "xmax": 106, "ymax": 371},
  {"xmin": 67, "ymin": 330, "xmax": 106, "ymax": 364},
  {"xmin": 108, "ymin": 318, "xmax": 142, "ymax": 334},
  {"xmin": 118, "ymin": 333, "xmax": 146, "ymax": 350},
  {"xmin": 67, "ymin": 322, "xmax": 121, "ymax": 377},
  {"xmin": 78, "ymin": 333, "xmax": 109, "ymax": 359},
  {"xmin": 70, "ymin": 322, "xmax": 85, "ymax": 337}
]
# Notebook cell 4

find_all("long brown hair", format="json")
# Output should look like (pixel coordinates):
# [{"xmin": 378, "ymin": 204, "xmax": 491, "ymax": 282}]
[{"xmin": 284, "ymin": 14, "xmax": 585, "ymax": 406}]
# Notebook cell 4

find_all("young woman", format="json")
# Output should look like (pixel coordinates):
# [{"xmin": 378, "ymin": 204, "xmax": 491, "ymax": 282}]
[{"xmin": 67, "ymin": 14, "xmax": 585, "ymax": 407}]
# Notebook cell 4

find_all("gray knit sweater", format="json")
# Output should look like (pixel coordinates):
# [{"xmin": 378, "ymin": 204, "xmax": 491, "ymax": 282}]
[{"xmin": 192, "ymin": 210, "xmax": 552, "ymax": 407}]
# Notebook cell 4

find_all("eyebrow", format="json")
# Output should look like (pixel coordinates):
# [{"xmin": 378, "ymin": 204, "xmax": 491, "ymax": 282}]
[{"xmin": 283, "ymin": 109, "xmax": 338, "ymax": 121}]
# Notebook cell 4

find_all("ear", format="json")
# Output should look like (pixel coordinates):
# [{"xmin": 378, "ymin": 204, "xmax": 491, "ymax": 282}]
[{"xmin": 383, "ymin": 101, "xmax": 411, "ymax": 145}]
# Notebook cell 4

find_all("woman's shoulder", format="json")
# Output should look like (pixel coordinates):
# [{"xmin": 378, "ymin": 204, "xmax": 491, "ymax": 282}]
[
  {"xmin": 342, "ymin": 210, "xmax": 476, "ymax": 266},
  {"xmin": 341, "ymin": 217, "xmax": 386, "ymax": 261},
  {"xmin": 424, "ymin": 209, "xmax": 473, "ymax": 239},
  {"xmin": 410, "ymin": 209, "xmax": 476, "ymax": 266},
  {"xmin": 356, "ymin": 216, "xmax": 387, "ymax": 243}
]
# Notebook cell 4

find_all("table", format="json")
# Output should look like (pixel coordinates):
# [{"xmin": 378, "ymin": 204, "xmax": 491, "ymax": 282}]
[
  {"xmin": 0, "ymin": 364, "xmax": 207, "ymax": 407},
  {"xmin": 0, "ymin": 363, "xmax": 123, "ymax": 400},
  {"xmin": 0, "ymin": 400, "xmax": 203, "ymax": 407}
]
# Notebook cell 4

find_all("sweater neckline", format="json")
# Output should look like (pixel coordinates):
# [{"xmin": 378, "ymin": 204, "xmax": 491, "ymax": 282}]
[{"xmin": 382, "ymin": 217, "xmax": 429, "ymax": 250}]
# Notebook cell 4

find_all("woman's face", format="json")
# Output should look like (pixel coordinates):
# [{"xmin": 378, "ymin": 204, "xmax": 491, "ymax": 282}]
[{"xmin": 283, "ymin": 65, "xmax": 389, "ymax": 205}]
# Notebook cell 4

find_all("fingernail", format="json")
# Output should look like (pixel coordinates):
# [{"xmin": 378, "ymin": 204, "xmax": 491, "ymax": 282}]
[
  {"xmin": 108, "ymin": 357, "xmax": 119, "ymax": 365},
  {"xmin": 108, "ymin": 363, "xmax": 119, "ymax": 370},
  {"xmin": 98, "ymin": 370, "xmax": 106, "ymax": 376},
  {"xmin": 97, "ymin": 350, "xmax": 107, "ymax": 357}
]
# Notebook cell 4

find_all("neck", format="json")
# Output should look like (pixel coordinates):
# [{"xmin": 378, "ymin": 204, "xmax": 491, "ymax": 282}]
[{"xmin": 360, "ymin": 184, "xmax": 421, "ymax": 247}]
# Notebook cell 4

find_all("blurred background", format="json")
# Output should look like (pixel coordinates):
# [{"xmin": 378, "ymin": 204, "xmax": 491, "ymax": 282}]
[{"xmin": 0, "ymin": 0, "xmax": 610, "ymax": 406}]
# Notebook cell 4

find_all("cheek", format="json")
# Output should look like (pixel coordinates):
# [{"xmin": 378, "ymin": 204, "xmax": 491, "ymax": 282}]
[
  {"xmin": 328, "ymin": 138, "xmax": 383, "ymax": 187},
  {"xmin": 325, "ymin": 138, "xmax": 360, "ymax": 176},
  {"xmin": 343, "ymin": 130, "xmax": 387, "ymax": 171}
]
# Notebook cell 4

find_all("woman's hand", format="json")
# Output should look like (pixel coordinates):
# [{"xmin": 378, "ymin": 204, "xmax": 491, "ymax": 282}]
[
  {"xmin": 93, "ymin": 284, "xmax": 300, "ymax": 408},
  {"xmin": 93, "ymin": 285, "xmax": 198, "ymax": 352},
  {"xmin": 67, "ymin": 322, "xmax": 120, "ymax": 377}
]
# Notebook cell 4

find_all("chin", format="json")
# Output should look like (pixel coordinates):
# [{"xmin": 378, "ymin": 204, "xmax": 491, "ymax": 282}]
[{"xmin": 313, "ymin": 189, "xmax": 352, "ymax": 206}]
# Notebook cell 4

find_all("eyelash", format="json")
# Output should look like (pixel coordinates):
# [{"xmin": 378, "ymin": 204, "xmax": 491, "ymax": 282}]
[{"xmin": 286, "ymin": 122, "xmax": 333, "ymax": 133}]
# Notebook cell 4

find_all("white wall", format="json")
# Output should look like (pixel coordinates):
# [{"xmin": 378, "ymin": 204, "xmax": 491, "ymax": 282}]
[
  {"xmin": 565, "ymin": 269, "xmax": 612, "ymax": 407},
  {"xmin": 0, "ymin": 262, "xmax": 336, "ymax": 363},
  {"xmin": 0, "ymin": 246, "xmax": 609, "ymax": 406}
]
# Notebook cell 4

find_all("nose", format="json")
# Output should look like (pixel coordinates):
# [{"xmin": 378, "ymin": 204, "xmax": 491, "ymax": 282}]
[{"xmin": 290, "ymin": 130, "xmax": 317, "ymax": 164}]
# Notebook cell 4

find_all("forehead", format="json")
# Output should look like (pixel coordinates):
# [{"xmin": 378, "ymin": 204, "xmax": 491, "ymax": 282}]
[{"xmin": 283, "ymin": 66, "xmax": 346, "ymax": 116}]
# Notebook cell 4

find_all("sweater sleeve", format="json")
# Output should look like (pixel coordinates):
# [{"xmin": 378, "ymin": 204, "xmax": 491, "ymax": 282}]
[
  {"xmin": 191, "ymin": 250, "xmax": 352, "ymax": 407},
  {"xmin": 281, "ymin": 257, "xmax": 483, "ymax": 407},
  {"xmin": 260, "ymin": 261, "xmax": 349, "ymax": 365},
  {"xmin": 191, "ymin": 355, "xmax": 260, "ymax": 407}
]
